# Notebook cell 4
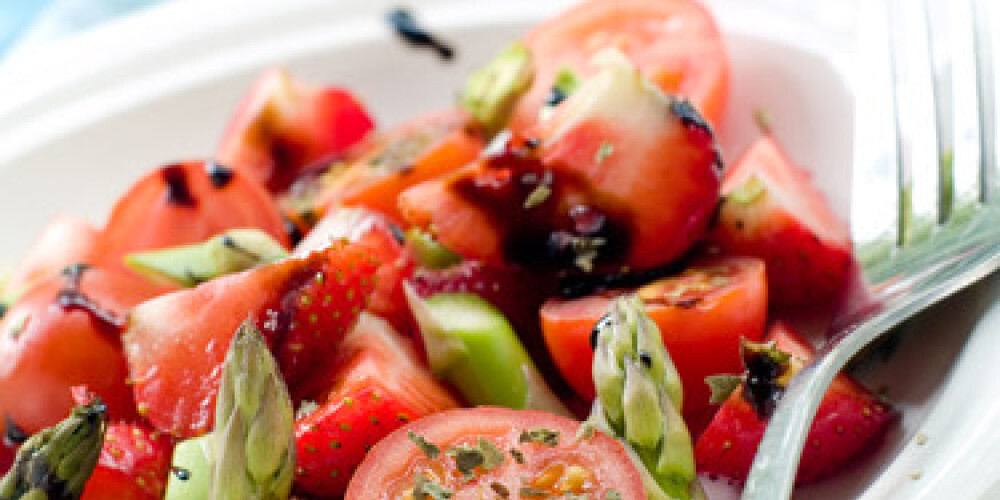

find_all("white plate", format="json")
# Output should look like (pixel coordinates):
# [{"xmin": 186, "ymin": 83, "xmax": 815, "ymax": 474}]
[{"xmin": 0, "ymin": 0, "xmax": 996, "ymax": 498}]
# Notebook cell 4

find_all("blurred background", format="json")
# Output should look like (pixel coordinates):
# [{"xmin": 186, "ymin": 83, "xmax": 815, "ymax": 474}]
[{"xmin": 1, "ymin": 0, "xmax": 161, "ymax": 60}]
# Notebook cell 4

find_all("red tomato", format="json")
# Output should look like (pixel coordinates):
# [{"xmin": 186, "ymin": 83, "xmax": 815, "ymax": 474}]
[
  {"xmin": 216, "ymin": 69, "xmax": 375, "ymax": 193},
  {"xmin": 541, "ymin": 257, "xmax": 767, "ymax": 433},
  {"xmin": 293, "ymin": 314, "xmax": 458, "ymax": 497},
  {"xmin": 97, "ymin": 160, "xmax": 289, "ymax": 269},
  {"xmin": 345, "ymin": 407, "xmax": 645, "ymax": 500},
  {"xmin": 316, "ymin": 109, "xmax": 484, "ymax": 224},
  {"xmin": 511, "ymin": 0, "xmax": 729, "ymax": 131},
  {"xmin": 0, "ymin": 265, "xmax": 172, "ymax": 435},
  {"xmin": 3, "ymin": 215, "xmax": 99, "ymax": 299}
]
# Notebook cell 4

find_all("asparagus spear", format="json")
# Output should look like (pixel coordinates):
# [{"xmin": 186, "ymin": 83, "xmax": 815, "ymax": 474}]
[
  {"xmin": 210, "ymin": 320, "xmax": 296, "ymax": 500},
  {"xmin": 0, "ymin": 400, "xmax": 108, "ymax": 500},
  {"xmin": 589, "ymin": 295, "xmax": 699, "ymax": 500}
]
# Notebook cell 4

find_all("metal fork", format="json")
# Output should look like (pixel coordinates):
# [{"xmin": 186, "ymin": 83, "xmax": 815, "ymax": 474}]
[{"xmin": 741, "ymin": 0, "xmax": 998, "ymax": 498}]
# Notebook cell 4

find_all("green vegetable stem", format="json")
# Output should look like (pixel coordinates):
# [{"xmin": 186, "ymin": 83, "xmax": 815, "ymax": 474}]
[
  {"xmin": 405, "ymin": 284, "xmax": 570, "ymax": 416},
  {"xmin": 588, "ymin": 295, "xmax": 701, "ymax": 500},
  {"xmin": 0, "ymin": 400, "xmax": 108, "ymax": 500}
]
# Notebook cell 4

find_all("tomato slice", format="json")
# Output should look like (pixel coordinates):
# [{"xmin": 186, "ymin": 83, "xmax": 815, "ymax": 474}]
[
  {"xmin": 541, "ymin": 257, "xmax": 767, "ymax": 433},
  {"xmin": 511, "ymin": 0, "xmax": 729, "ymax": 131},
  {"xmin": 97, "ymin": 160, "xmax": 289, "ymax": 270},
  {"xmin": 0, "ymin": 265, "xmax": 173, "ymax": 435},
  {"xmin": 346, "ymin": 407, "xmax": 644, "ymax": 500},
  {"xmin": 316, "ymin": 109, "xmax": 483, "ymax": 224}
]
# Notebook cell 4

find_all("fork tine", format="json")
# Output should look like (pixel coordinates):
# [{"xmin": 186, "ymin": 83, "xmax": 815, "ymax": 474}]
[
  {"xmin": 974, "ymin": 0, "xmax": 999, "ymax": 202},
  {"xmin": 888, "ymin": 0, "xmax": 941, "ymax": 243},
  {"xmin": 851, "ymin": 0, "xmax": 899, "ymax": 266},
  {"xmin": 946, "ymin": 0, "xmax": 985, "ymax": 217}
]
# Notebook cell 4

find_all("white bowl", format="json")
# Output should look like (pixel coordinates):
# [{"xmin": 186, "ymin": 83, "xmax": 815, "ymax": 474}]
[{"xmin": 0, "ymin": 0, "xmax": 996, "ymax": 498}]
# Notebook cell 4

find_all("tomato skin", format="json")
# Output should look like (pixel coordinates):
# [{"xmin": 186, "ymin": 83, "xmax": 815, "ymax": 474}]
[
  {"xmin": 3, "ymin": 215, "xmax": 99, "ymax": 299},
  {"xmin": 217, "ymin": 69, "xmax": 375, "ymax": 193},
  {"xmin": 97, "ymin": 160, "xmax": 289, "ymax": 269},
  {"xmin": 541, "ymin": 257, "xmax": 767, "ymax": 433},
  {"xmin": 512, "ymin": 0, "xmax": 729, "ymax": 131},
  {"xmin": 0, "ymin": 266, "xmax": 172, "ymax": 435},
  {"xmin": 316, "ymin": 109, "xmax": 483, "ymax": 224},
  {"xmin": 346, "ymin": 407, "xmax": 645, "ymax": 500}
]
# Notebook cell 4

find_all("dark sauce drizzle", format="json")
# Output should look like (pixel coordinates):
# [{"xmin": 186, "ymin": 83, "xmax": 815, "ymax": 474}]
[
  {"xmin": 450, "ymin": 134, "xmax": 632, "ymax": 273},
  {"xmin": 207, "ymin": 162, "xmax": 234, "ymax": 189},
  {"xmin": 0, "ymin": 301, "xmax": 6, "ymax": 320},
  {"xmin": 284, "ymin": 218, "xmax": 304, "ymax": 248},
  {"xmin": 386, "ymin": 8, "xmax": 455, "ymax": 61},
  {"xmin": 57, "ymin": 263, "xmax": 125, "ymax": 331},
  {"xmin": 669, "ymin": 98, "xmax": 724, "ymax": 173},
  {"xmin": 742, "ymin": 349, "xmax": 787, "ymax": 418},
  {"xmin": 162, "ymin": 164, "xmax": 197, "ymax": 206},
  {"xmin": 3, "ymin": 414, "xmax": 28, "ymax": 447}
]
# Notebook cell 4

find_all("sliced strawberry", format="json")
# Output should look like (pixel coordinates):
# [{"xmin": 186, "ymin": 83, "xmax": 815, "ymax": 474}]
[
  {"xmin": 81, "ymin": 423, "xmax": 175, "ymax": 500},
  {"xmin": 709, "ymin": 136, "xmax": 852, "ymax": 307},
  {"xmin": 293, "ymin": 313, "xmax": 458, "ymax": 497},
  {"xmin": 216, "ymin": 69, "xmax": 375, "ymax": 193},
  {"xmin": 124, "ymin": 235, "xmax": 383, "ymax": 437},
  {"xmin": 694, "ymin": 322, "xmax": 894, "ymax": 484}
]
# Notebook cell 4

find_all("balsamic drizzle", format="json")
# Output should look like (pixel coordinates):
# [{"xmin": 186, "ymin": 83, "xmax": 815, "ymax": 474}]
[
  {"xmin": 207, "ymin": 162, "xmax": 234, "ymax": 189},
  {"xmin": 162, "ymin": 164, "xmax": 197, "ymax": 206},
  {"xmin": 57, "ymin": 263, "xmax": 125, "ymax": 330},
  {"xmin": 3, "ymin": 414, "xmax": 28, "ymax": 447},
  {"xmin": 386, "ymin": 8, "xmax": 455, "ymax": 61}
]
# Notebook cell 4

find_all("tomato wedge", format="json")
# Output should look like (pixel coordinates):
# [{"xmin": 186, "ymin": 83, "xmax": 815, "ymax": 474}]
[
  {"xmin": 541, "ymin": 257, "xmax": 767, "ymax": 433},
  {"xmin": 316, "ymin": 109, "xmax": 483, "ymax": 224},
  {"xmin": 98, "ymin": 160, "xmax": 289, "ymax": 269},
  {"xmin": 0, "ymin": 265, "xmax": 173, "ymax": 435},
  {"xmin": 346, "ymin": 407, "xmax": 644, "ymax": 500},
  {"xmin": 511, "ymin": 0, "xmax": 729, "ymax": 131},
  {"xmin": 2, "ymin": 215, "xmax": 100, "ymax": 299}
]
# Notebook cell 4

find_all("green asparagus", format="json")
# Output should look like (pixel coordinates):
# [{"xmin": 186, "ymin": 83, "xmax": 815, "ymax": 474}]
[
  {"xmin": 0, "ymin": 400, "xmax": 108, "ymax": 500},
  {"xmin": 211, "ymin": 320, "xmax": 296, "ymax": 500},
  {"xmin": 588, "ymin": 295, "xmax": 699, "ymax": 500}
]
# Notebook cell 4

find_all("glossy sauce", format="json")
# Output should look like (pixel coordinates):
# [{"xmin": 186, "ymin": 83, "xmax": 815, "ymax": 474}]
[
  {"xmin": 56, "ymin": 263, "xmax": 125, "ymax": 331},
  {"xmin": 448, "ymin": 134, "xmax": 633, "ymax": 272},
  {"xmin": 162, "ymin": 164, "xmax": 197, "ymax": 206},
  {"xmin": 386, "ymin": 8, "xmax": 455, "ymax": 61}
]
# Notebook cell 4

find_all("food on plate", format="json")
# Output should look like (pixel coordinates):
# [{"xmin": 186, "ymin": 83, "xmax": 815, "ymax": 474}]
[
  {"xmin": 216, "ymin": 69, "xmax": 375, "ymax": 193},
  {"xmin": 0, "ymin": 399, "xmax": 107, "ymax": 500},
  {"xmin": 695, "ymin": 322, "xmax": 894, "ymax": 484},
  {"xmin": 0, "ymin": 0, "xmax": 892, "ymax": 497},
  {"xmin": 80, "ymin": 421, "xmax": 174, "ymax": 500},
  {"xmin": 96, "ymin": 160, "xmax": 291, "ymax": 271},
  {"xmin": 708, "ymin": 135, "xmax": 853, "ymax": 307},
  {"xmin": 541, "ymin": 256, "xmax": 767, "ymax": 433},
  {"xmin": 293, "ymin": 313, "xmax": 457, "ymax": 497},
  {"xmin": 345, "ymin": 407, "xmax": 646, "ymax": 500}
]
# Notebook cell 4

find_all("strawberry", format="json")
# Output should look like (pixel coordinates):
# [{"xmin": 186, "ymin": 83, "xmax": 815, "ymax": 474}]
[
  {"xmin": 80, "ymin": 423, "xmax": 175, "ymax": 500},
  {"xmin": 274, "ymin": 236, "xmax": 381, "ymax": 388},
  {"xmin": 708, "ymin": 135, "xmax": 852, "ymax": 307},
  {"xmin": 695, "ymin": 322, "xmax": 894, "ymax": 484},
  {"xmin": 293, "ymin": 314, "xmax": 458, "ymax": 497},
  {"xmin": 125, "ymin": 233, "xmax": 384, "ymax": 437}
]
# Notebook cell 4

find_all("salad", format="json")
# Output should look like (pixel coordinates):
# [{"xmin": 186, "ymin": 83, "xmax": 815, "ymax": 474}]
[{"xmin": 0, "ymin": 0, "xmax": 895, "ymax": 499}]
